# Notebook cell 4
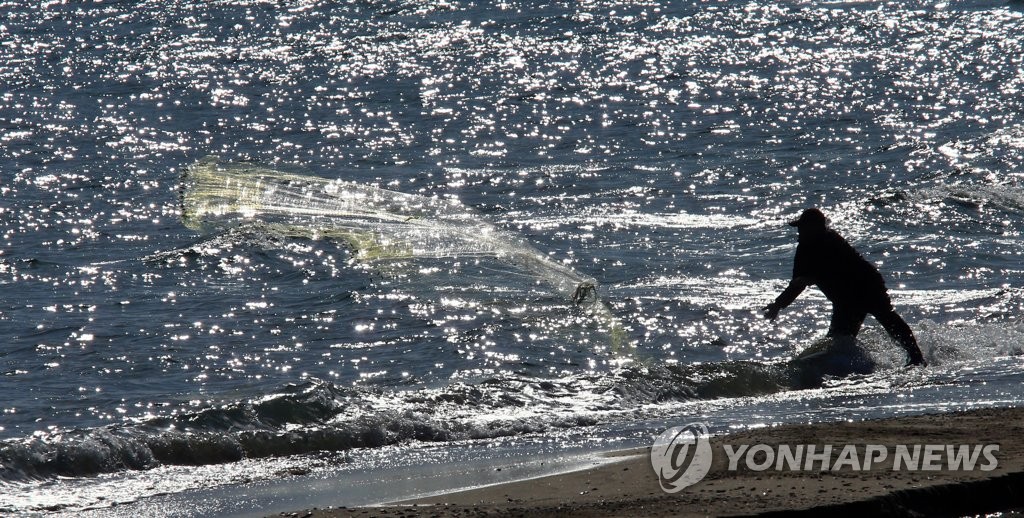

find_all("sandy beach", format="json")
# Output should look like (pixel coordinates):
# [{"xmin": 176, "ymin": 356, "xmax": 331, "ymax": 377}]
[{"xmin": 278, "ymin": 407, "xmax": 1024, "ymax": 517}]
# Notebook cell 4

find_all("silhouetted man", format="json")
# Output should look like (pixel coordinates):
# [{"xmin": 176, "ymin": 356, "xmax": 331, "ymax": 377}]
[{"xmin": 764, "ymin": 208, "xmax": 927, "ymax": 367}]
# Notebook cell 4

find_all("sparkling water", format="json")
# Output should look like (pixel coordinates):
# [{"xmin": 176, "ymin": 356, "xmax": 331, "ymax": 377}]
[{"xmin": 2, "ymin": 0, "xmax": 1023, "ymax": 513}]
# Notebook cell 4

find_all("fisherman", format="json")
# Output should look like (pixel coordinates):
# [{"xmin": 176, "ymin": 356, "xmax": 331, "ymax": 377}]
[{"xmin": 763, "ymin": 208, "xmax": 927, "ymax": 367}]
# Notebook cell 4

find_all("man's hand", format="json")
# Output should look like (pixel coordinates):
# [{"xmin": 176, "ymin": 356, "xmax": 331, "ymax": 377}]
[{"xmin": 763, "ymin": 302, "xmax": 781, "ymax": 321}]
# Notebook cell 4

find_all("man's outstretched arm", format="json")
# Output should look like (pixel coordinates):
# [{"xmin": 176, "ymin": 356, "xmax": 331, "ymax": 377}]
[{"xmin": 763, "ymin": 277, "xmax": 810, "ymax": 320}]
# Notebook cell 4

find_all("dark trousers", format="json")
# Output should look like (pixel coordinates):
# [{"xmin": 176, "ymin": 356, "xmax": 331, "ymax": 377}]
[{"xmin": 828, "ymin": 303, "xmax": 923, "ymax": 364}]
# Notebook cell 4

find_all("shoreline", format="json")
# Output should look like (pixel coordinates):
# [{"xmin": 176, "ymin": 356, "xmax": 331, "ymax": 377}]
[{"xmin": 281, "ymin": 406, "xmax": 1024, "ymax": 517}]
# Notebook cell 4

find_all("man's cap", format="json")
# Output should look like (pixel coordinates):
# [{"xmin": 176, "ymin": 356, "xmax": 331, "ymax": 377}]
[{"xmin": 789, "ymin": 208, "xmax": 828, "ymax": 228}]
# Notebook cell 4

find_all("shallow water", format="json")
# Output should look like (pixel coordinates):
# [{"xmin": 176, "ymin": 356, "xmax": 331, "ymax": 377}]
[{"xmin": 2, "ymin": 0, "xmax": 1024, "ymax": 513}]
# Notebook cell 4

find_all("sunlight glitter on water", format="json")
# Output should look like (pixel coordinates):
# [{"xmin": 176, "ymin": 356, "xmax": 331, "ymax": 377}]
[{"xmin": 1, "ymin": 0, "xmax": 1024, "ymax": 513}]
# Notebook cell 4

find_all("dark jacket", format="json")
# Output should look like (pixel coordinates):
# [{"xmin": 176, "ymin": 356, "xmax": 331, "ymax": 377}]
[
  {"xmin": 787, "ymin": 228, "xmax": 891, "ymax": 310},
  {"xmin": 769, "ymin": 209, "xmax": 892, "ymax": 314}
]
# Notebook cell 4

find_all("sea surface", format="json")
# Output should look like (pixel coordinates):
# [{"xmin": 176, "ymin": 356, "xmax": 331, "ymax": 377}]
[{"xmin": 2, "ymin": 0, "xmax": 1024, "ymax": 515}]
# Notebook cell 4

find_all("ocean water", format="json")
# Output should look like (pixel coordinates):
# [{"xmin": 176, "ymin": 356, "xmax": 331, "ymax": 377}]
[{"xmin": 2, "ymin": 0, "xmax": 1024, "ymax": 514}]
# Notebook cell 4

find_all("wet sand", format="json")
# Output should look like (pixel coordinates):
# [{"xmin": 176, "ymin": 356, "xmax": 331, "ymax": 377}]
[{"xmin": 278, "ymin": 407, "xmax": 1024, "ymax": 517}]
